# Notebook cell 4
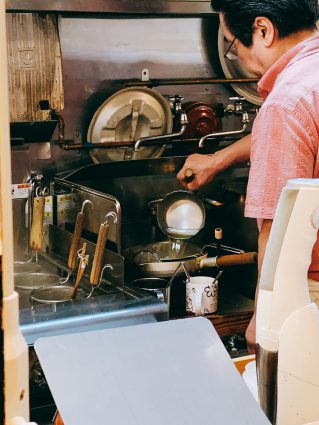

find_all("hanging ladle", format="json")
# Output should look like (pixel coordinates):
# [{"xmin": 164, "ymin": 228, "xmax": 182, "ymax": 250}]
[
  {"xmin": 87, "ymin": 211, "xmax": 117, "ymax": 298},
  {"xmin": 60, "ymin": 199, "xmax": 93, "ymax": 284},
  {"xmin": 29, "ymin": 244, "xmax": 89, "ymax": 304}
]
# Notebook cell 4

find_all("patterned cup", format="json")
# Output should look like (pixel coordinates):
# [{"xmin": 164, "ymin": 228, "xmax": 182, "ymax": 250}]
[{"xmin": 186, "ymin": 276, "xmax": 218, "ymax": 315}]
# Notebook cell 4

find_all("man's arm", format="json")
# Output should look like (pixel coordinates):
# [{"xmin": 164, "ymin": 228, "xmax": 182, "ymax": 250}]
[
  {"xmin": 177, "ymin": 134, "xmax": 251, "ymax": 190},
  {"xmin": 245, "ymin": 218, "xmax": 273, "ymax": 353}
]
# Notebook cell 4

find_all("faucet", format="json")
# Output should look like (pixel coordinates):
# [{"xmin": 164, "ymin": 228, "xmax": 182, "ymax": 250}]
[
  {"xmin": 198, "ymin": 97, "xmax": 250, "ymax": 148},
  {"xmin": 134, "ymin": 95, "xmax": 188, "ymax": 151}
]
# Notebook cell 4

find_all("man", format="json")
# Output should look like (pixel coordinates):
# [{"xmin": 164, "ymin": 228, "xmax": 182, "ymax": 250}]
[{"xmin": 177, "ymin": 0, "xmax": 319, "ymax": 352}]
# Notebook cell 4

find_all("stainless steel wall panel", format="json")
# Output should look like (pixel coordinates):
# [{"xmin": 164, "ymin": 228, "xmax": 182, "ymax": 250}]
[
  {"xmin": 6, "ymin": 0, "xmax": 215, "ymax": 15},
  {"xmin": 58, "ymin": 16, "xmax": 232, "ymax": 140},
  {"xmin": 7, "ymin": 13, "xmax": 64, "ymax": 121}
]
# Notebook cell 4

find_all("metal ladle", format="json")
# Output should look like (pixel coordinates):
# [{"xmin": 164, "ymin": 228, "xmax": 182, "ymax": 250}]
[
  {"xmin": 60, "ymin": 199, "xmax": 93, "ymax": 284},
  {"xmin": 29, "ymin": 245, "xmax": 89, "ymax": 304},
  {"xmin": 87, "ymin": 211, "xmax": 117, "ymax": 298}
]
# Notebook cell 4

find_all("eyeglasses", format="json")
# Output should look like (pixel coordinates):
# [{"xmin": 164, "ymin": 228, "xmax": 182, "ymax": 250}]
[{"xmin": 224, "ymin": 36, "xmax": 238, "ymax": 60}]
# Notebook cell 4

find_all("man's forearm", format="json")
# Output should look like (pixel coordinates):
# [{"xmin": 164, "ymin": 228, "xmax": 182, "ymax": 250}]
[
  {"xmin": 177, "ymin": 133, "xmax": 251, "ymax": 190},
  {"xmin": 255, "ymin": 219, "xmax": 273, "ymax": 306},
  {"xmin": 214, "ymin": 133, "xmax": 251, "ymax": 172}
]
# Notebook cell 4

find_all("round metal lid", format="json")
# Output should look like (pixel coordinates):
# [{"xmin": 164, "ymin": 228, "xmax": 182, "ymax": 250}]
[
  {"xmin": 218, "ymin": 26, "xmax": 263, "ymax": 106},
  {"xmin": 14, "ymin": 273, "xmax": 63, "ymax": 290},
  {"xmin": 30, "ymin": 285, "xmax": 86, "ymax": 304},
  {"xmin": 87, "ymin": 87, "xmax": 173, "ymax": 162}
]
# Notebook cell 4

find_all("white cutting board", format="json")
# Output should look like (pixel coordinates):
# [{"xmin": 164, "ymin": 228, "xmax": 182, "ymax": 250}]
[{"xmin": 35, "ymin": 317, "xmax": 270, "ymax": 425}]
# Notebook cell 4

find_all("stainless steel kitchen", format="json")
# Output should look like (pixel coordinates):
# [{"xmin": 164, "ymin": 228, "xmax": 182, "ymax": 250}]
[{"xmin": 2, "ymin": 1, "xmax": 319, "ymax": 425}]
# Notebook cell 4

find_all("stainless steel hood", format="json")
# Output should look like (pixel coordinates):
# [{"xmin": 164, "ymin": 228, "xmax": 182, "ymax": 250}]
[{"xmin": 6, "ymin": 0, "xmax": 216, "ymax": 15}]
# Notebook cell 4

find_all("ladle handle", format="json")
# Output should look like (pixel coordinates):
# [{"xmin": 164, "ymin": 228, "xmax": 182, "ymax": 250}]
[
  {"xmin": 30, "ymin": 196, "xmax": 45, "ymax": 251},
  {"xmin": 198, "ymin": 252, "xmax": 257, "ymax": 269},
  {"xmin": 90, "ymin": 222, "xmax": 109, "ymax": 286},
  {"xmin": 71, "ymin": 242, "xmax": 88, "ymax": 300},
  {"xmin": 68, "ymin": 212, "xmax": 84, "ymax": 270}
]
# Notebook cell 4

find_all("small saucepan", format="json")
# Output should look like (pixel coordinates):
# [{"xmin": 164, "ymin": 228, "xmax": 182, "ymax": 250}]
[{"xmin": 156, "ymin": 190, "xmax": 206, "ymax": 239}]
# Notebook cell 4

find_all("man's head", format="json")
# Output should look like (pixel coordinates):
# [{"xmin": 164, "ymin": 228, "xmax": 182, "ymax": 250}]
[{"xmin": 212, "ymin": 0, "xmax": 318, "ymax": 76}]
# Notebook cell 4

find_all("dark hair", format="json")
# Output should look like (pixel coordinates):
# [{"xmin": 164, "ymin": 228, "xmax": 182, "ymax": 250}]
[{"xmin": 212, "ymin": 0, "xmax": 318, "ymax": 46}]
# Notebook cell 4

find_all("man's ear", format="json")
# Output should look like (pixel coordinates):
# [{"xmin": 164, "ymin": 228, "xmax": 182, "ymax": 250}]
[{"xmin": 254, "ymin": 16, "xmax": 276, "ymax": 47}]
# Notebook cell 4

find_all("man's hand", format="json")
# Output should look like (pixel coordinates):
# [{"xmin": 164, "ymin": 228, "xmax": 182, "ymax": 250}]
[
  {"xmin": 177, "ymin": 134, "xmax": 252, "ymax": 191},
  {"xmin": 177, "ymin": 153, "xmax": 221, "ymax": 190},
  {"xmin": 245, "ymin": 312, "xmax": 257, "ymax": 354}
]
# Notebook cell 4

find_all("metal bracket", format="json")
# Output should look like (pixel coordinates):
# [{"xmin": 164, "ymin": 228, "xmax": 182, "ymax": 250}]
[{"xmin": 141, "ymin": 68, "xmax": 150, "ymax": 82}]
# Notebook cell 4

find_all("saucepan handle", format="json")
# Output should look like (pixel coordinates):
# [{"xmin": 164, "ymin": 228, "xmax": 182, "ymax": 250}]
[
  {"xmin": 152, "ymin": 288, "xmax": 165, "ymax": 302},
  {"xmin": 198, "ymin": 252, "xmax": 257, "ymax": 269}
]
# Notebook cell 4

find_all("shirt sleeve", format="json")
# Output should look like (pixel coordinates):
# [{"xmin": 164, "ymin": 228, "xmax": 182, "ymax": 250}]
[{"xmin": 244, "ymin": 102, "xmax": 317, "ymax": 219}]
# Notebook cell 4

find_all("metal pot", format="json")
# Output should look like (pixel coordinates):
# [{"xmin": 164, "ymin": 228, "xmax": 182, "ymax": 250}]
[
  {"xmin": 124, "ymin": 241, "xmax": 207, "ymax": 278},
  {"xmin": 14, "ymin": 273, "xmax": 63, "ymax": 290},
  {"xmin": 124, "ymin": 241, "xmax": 256, "ymax": 278},
  {"xmin": 130, "ymin": 277, "xmax": 171, "ymax": 307},
  {"xmin": 30, "ymin": 285, "xmax": 86, "ymax": 304}
]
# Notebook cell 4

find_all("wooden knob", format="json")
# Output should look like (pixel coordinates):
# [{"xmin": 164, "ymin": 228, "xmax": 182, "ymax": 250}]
[
  {"xmin": 30, "ymin": 197, "xmax": 45, "ymax": 251},
  {"xmin": 184, "ymin": 168, "xmax": 195, "ymax": 183},
  {"xmin": 214, "ymin": 228, "xmax": 223, "ymax": 240}
]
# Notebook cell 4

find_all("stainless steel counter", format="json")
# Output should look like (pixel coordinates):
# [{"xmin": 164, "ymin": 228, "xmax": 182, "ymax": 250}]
[
  {"xmin": 16, "ymin": 252, "xmax": 168, "ymax": 345},
  {"xmin": 20, "ymin": 290, "xmax": 168, "ymax": 345}
]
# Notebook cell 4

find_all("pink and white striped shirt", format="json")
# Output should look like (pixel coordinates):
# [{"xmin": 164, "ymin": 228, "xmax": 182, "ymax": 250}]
[{"xmin": 244, "ymin": 33, "xmax": 319, "ymax": 272}]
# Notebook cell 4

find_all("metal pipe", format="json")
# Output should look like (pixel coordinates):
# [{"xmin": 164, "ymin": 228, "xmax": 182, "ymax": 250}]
[
  {"xmin": 134, "ymin": 123, "xmax": 187, "ymax": 151},
  {"xmin": 126, "ymin": 77, "xmax": 259, "ymax": 87},
  {"xmin": 55, "ymin": 136, "xmax": 213, "ymax": 150},
  {"xmin": 198, "ymin": 110, "xmax": 250, "ymax": 147},
  {"xmin": 198, "ymin": 123, "xmax": 248, "ymax": 147},
  {"xmin": 134, "ymin": 109, "xmax": 188, "ymax": 151}
]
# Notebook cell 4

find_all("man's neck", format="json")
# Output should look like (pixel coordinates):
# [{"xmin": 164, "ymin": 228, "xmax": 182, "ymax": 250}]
[{"xmin": 263, "ymin": 29, "xmax": 318, "ymax": 73}]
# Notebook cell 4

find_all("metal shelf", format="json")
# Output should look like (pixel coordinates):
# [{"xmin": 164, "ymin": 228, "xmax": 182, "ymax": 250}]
[{"xmin": 6, "ymin": 0, "xmax": 216, "ymax": 15}]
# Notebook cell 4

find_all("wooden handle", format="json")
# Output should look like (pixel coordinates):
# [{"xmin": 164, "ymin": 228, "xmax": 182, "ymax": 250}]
[
  {"xmin": 67, "ymin": 212, "xmax": 84, "ymax": 270},
  {"xmin": 90, "ymin": 222, "xmax": 109, "ymax": 286},
  {"xmin": 184, "ymin": 168, "xmax": 195, "ymax": 183},
  {"xmin": 71, "ymin": 242, "xmax": 87, "ymax": 299},
  {"xmin": 216, "ymin": 252, "xmax": 257, "ymax": 268},
  {"xmin": 198, "ymin": 252, "xmax": 257, "ymax": 269},
  {"xmin": 30, "ymin": 197, "xmax": 45, "ymax": 251}
]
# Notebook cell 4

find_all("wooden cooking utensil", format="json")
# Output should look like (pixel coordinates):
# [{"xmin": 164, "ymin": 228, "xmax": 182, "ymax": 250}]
[
  {"xmin": 90, "ymin": 222, "xmax": 109, "ymax": 286},
  {"xmin": 197, "ymin": 252, "xmax": 257, "ymax": 269},
  {"xmin": 67, "ymin": 200, "xmax": 93, "ymax": 271},
  {"xmin": 30, "ymin": 195, "xmax": 45, "ymax": 251},
  {"xmin": 71, "ymin": 242, "xmax": 89, "ymax": 300},
  {"xmin": 90, "ymin": 212, "xmax": 117, "ymax": 287}
]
